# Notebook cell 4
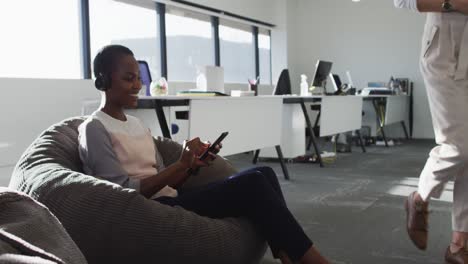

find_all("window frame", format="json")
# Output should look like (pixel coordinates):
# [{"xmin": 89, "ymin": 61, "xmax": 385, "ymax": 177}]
[{"xmin": 81, "ymin": 1, "xmax": 273, "ymax": 84}]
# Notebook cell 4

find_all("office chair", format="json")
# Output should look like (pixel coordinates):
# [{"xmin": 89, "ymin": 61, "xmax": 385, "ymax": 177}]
[{"xmin": 273, "ymin": 69, "xmax": 292, "ymax": 95}]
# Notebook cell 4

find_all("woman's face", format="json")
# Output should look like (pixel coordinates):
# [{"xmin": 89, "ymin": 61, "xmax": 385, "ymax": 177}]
[{"xmin": 106, "ymin": 54, "xmax": 141, "ymax": 109}]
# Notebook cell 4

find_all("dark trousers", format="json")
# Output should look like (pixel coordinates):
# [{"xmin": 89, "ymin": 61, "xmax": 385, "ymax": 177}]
[{"xmin": 155, "ymin": 166, "xmax": 312, "ymax": 261}]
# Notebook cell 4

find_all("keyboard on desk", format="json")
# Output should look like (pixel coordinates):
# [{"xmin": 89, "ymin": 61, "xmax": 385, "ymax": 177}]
[{"xmin": 360, "ymin": 87, "xmax": 393, "ymax": 96}]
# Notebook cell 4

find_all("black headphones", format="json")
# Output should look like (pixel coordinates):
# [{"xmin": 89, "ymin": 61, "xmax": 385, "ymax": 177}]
[
  {"xmin": 93, "ymin": 49, "xmax": 112, "ymax": 91},
  {"xmin": 94, "ymin": 72, "xmax": 111, "ymax": 91},
  {"xmin": 94, "ymin": 45, "xmax": 134, "ymax": 91}
]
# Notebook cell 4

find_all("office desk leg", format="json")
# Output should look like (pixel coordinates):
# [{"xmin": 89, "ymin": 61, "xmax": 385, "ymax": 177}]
[
  {"xmin": 381, "ymin": 127, "xmax": 389, "ymax": 147},
  {"xmin": 300, "ymin": 101, "xmax": 324, "ymax": 167},
  {"xmin": 252, "ymin": 150, "xmax": 260, "ymax": 164},
  {"xmin": 306, "ymin": 111, "xmax": 321, "ymax": 151},
  {"xmin": 275, "ymin": 145, "xmax": 290, "ymax": 180},
  {"xmin": 355, "ymin": 129, "xmax": 366, "ymax": 153},
  {"xmin": 154, "ymin": 101, "xmax": 172, "ymax": 139},
  {"xmin": 372, "ymin": 99, "xmax": 389, "ymax": 147},
  {"xmin": 401, "ymin": 121, "xmax": 410, "ymax": 140}
]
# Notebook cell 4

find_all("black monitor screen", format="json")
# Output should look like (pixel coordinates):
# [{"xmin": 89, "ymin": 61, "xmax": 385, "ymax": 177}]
[
  {"xmin": 138, "ymin": 60, "xmax": 152, "ymax": 96},
  {"xmin": 332, "ymin": 74, "xmax": 342, "ymax": 88},
  {"xmin": 312, "ymin": 60, "xmax": 333, "ymax": 88}
]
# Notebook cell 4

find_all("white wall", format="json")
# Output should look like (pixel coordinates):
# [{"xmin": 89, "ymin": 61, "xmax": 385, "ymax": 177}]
[
  {"xmin": 0, "ymin": 78, "xmax": 100, "ymax": 186},
  {"xmin": 287, "ymin": 0, "xmax": 434, "ymax": 139}
]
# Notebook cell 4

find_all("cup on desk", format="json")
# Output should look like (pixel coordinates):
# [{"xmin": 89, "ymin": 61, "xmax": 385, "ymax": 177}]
[{"xmin": 249, "ymin": 84, "xmax": 258, "ymax": 96}]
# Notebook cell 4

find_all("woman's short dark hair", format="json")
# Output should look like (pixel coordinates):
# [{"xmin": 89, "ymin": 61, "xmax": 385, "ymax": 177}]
[{"xmin": 93, "ymin": 45, "xmax": 134, "ymax": 78}]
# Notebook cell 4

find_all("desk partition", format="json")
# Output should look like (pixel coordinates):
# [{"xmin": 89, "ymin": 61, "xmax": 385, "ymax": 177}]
[
  {"xmin": 385, "ymin": 96, "xmax": 409, "ymax": 125},
  {"xmin": 188, "ymin": 97, "xmax": 282, "ymax": 156},
  {"xmin": 361, "ymin": 95, "xmax": 410, "ymax": 147},
  {"xmin": 320, "ymin": 96, "xmax": 362, "ymax": 136}
]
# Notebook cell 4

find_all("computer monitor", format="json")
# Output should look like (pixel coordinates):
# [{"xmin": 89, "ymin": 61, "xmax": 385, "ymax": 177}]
[
  {"xmin": 138, "ymin": 60, "xmax": 152, "ymax": 96},
  {"xmin": 311, "ymin": 60, "xmax": 333, "ymax": 88},
  {"xmin": 330, "ymin": 73, "xmax": 342, "ymax": 92}
]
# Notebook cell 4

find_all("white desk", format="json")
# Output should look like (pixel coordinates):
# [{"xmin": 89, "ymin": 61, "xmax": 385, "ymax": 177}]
[
  {"xmin": 135, "ymin": 96, "xmax": 291, "ymax": 179},
  {"xmin": 258, "ymin": 95, "xmax": 364, "ymax": 166}
]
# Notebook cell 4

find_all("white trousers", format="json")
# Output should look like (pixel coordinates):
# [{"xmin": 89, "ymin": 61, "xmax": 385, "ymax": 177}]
[{"xmin": 418, "ymin": 13, "xmax": 468, "ymax": 232}]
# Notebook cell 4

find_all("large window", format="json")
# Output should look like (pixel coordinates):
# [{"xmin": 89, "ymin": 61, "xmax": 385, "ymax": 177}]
[
  {"xmin": 0, "ymin": 0, "xmax": 81, "ymax": 78},
  {"xmin": 166, "ymin": 8, "xmax": 213, "ymax": 81},
  {"xmin": 0, "ymin": 1, "xmax": 273, "ymax": 82},
  {"xmin": 89, "ymin": 0, "xmax": 160, "ymax": 79},
  {"xmin": 220, "ymin": 20, "xmax": 255, "ymax": 83},
  {"xmin": 259, "ymin": 29, "xmax": 272, "ymax": 85}
]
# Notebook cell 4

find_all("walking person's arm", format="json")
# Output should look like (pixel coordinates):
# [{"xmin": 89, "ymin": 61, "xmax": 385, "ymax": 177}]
[{"xmin": 395, "ymin": 0, "xmax": 468, "ymax": 13}]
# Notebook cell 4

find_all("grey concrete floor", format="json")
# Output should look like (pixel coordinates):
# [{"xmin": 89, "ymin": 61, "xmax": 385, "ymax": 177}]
[{"xmin": 227, "ymin": 139, "xmax": 454, "ymax": 264}]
